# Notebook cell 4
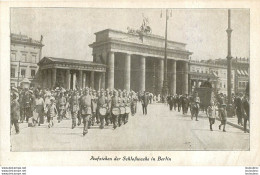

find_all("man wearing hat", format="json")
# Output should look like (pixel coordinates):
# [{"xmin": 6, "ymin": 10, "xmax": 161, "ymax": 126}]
[
  {"xmin": 80, "ymin": 88, "xmax": 92, "ymax": 136},
  {"xmin": 22, "ymin": 88, "xmax": 34, "ymax": 123},
  {"xmin": 69, "ymin": 90, "xmax": 80, "ymax": 129},
  {"xmin": 57, "ymin": 92, "xmax": 67, "ymax": 123},
  {"xmin": 111, "ymin": 90, "xmax": 119, "ymax": 129},
  {"xmin": 141, "ymin": 91, "xmax": 149, "ymax": 115},
  {"xmin": 91, "ymin": 90, "xmax": 98, "ymax": 126},
  {"xmin": 218, "ymin": 93, "xmax": 227, "ymax": 132},
  {"xmin": 235, "ymin": 92, "xmax": 244, "ymax": 126},
  {"xmin": 11, "ymin": 92, "xmax": 20, "ymax": 134},
  {"xmin": 97, "ymin": 90, "xmax": 107, "ymax": 129}
]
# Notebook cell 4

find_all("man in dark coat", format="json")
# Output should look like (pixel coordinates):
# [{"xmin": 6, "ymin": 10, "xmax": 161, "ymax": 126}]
[
  {"xmin": 181, "ymin": 94, "xmax": 189, "ymax": 115},
  {"xmin": 235, "ymin": 93, "xmax": 244, "ymax": 126},
  {"xmin": 243, "ymin": 94, "xmax": 249, "ymax": 133},
  {"xmin": 11, "ymin": 93, "xmax": 20, "ymax": 134},
  {"xmin": 141, "ymin": 91, "xmax": 149, "ymax": 115}
]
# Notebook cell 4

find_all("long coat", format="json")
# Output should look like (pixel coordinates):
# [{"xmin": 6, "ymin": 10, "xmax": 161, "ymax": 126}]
[{"xmin": 11, "ymin": 99, "xmax": 20, "ymax": 120}]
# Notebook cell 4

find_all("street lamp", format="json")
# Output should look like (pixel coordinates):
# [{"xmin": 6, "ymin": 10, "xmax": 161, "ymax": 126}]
[
  {"xmin": 226, "ymin": 9, "xmax": 233, "ymax": 104},
  {"xmin": 161, "ymin": 9, "xmax": 172, "ymax": 101}
]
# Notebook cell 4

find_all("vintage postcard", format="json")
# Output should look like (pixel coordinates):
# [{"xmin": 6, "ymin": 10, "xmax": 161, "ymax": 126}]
[{"xmin": 0, "ymin": 0, "xmax": 259, "ymax": 166}]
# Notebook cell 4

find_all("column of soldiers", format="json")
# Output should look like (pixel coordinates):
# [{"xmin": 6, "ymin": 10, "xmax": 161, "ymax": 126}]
[{"xmin": 10, "ymin": 86, "xmax": 140, "ymax": 136}]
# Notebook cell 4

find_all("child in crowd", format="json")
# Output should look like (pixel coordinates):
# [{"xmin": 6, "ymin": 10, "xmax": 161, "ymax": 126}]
[
  {"xmin": 207, "ymin": 101, "xmax": 217, "ymax": 131},
  {"xmin": 47, "ymin": 97, "xmax": 57, "ymax": 128}
]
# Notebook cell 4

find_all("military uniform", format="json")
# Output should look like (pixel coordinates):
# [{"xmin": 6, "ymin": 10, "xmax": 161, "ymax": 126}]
[
  {"xmin": 57, "ymin": 94, "xmax": 66, "ymax": 123},
  {"xmin": 181, "ymin": 95, "xmax": 189, "ymax": 115},
  {"xmin": 97, "ymin": 92, "xmax": 107, "ymax": 129},
  {"xmin": 69, "ymin": 92, "xmax": 79, "ymax": 129},
  {"xmin": 80, "ymin": 92, "xmax": 92, "ymax": 136},
  {"xmin": 111, "ymin": 92, "xmax": 119, "ymax": 129}
]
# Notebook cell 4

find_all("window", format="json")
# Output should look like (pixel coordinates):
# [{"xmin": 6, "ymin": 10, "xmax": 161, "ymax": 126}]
[
  {"xmin": 22, "ymin": 54, "xmax": 27, "ymax": 62},
  {"xmin": 32, "ymin": 55, "xmax": 37, "ymax": 63},
  {"xmin": 31, "ymin": 69, "xmax": 36, "ymax": 78},
  {"xmin": 11, "ymin": 68, "xmax": 15, "ymax": 78},
  {"xmin": 21, "ymin": 69, "xmax": 26, "ymax": 77},
  {"xmin": 11, "ymin": 53, "xmax": 16, "ymax": 60}
]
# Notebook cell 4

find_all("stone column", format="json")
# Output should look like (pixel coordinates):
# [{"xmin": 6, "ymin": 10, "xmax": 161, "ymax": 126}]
[
  {"xmin": 65, "ymin": 69, "xmax": 71, "ymax": 90},
  {"xmin": 47, "ymin": 69, "xmax": 52, "ymax": 89},
  {"xmin": 90, "ymin": 71, "xmax": 95, "ymax": 89},
  {"xmin": 170, "ymin": 60, "xmax": 176, "ymax": 95},
  {"xmin": 124, "ymin": 53, "xmax": 131, "ymax": 91},
  {"xmin": 72, "ymin": 72, "xmax": 77, "ymax": 90},
  {"xmin": 41, "ymin": 69, "xmax": 46, "ymax": 88},
  {"xmin": 101, "ymin": 72, "xmax": 106, "ymax": 89},
  {"xmin": 107, "ymin": 51, "xmax": 114, "ymax": 90},
  {"xmin": 139, "ymin": 56, "xmax": 146, "ymax": 92},
  {"xmin": 82, "ymin": 72, "xmax": 86, "ymax": 89},
  {"xmin": 183, "ymin": 61, "xmax": 189, "ymax": 94},
  {"xmin": 158, "ymin": 59, "xmax": 164, "ymax": 93},
  {"xmin": 79, "ymin": 70, "xmax": 83, "ymax": 89},
  {"xmin": 52, "ymin": 68, "xmax": 56, "ymax": 89}
]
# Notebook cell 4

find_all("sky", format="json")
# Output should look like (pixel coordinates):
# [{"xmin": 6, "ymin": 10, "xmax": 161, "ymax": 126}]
[{"xmin": 11, "ymin": 8, "xmax": 249, "ymax": 61}]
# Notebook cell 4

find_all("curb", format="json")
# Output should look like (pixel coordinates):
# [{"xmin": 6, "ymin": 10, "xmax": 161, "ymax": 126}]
[{"xmin": 215, "ymin": 118, "xmax": 249, "ymax": 132}]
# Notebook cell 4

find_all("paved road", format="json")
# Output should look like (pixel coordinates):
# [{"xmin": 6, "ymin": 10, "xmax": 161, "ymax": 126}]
[{"xmin": 11, "ymin": 103, "xmax": 249, "ymax": 151}]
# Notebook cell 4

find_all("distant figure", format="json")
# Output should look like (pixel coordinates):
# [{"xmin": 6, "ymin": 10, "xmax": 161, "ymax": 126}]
[{"xmin": 141, "ymin": 92, "xmax": 149, "ymax": 115}]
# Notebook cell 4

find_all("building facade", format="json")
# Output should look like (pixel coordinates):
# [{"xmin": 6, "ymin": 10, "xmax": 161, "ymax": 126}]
[
  {"xmin": 10, "ymin": 33, "xmax": 44, "ymax": 87},
  {"xmin": 189, "ymin": 58, "xmax": 249, "ymax": 95}
]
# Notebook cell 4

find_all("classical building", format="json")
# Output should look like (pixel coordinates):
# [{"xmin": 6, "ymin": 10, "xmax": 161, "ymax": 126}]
[
  {"xmin": 89, "ymin": 29, "xmax": 192, "ymax": 94},
  {"xmin": 189, "ymin": 58, "xmax": 249, "ymax": 95},
  {"xmin": 37, "ymin": 57, "xmax": 106, "ymax": 90},
  {"xmin": 10, "ymin": 33, "xmax": 44, "ymax": 87}
]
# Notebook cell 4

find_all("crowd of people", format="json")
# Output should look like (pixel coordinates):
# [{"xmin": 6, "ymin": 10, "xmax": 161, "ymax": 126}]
[
  {"xmin": 166, "ymin": 90, "xmax": 250, "ymax": 133},
  {"xmin": 10, "ymin": 82, "xmax": 249, "ymax": 136},
  {"xmin": 10, "ymin": 86, "xmax": 160, "ymax": 136}
]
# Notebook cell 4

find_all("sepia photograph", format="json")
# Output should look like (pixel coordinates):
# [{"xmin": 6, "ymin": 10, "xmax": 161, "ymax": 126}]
[{"xmin": 9, "ymin": 8, "xmax": 250, "ymax": 152}]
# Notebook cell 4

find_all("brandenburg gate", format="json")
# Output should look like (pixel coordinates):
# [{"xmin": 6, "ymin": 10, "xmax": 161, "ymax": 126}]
[
  {"xmin": 38, "ymin": 29, "xmax": 192, "ymax": 95},
  {"xmin": 89, "ymin": 29, "xmax": 192, "ymax": 95}
]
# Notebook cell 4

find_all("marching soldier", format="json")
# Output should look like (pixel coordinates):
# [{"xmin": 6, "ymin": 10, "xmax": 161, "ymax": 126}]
[
  {"xmin": 177, "ymin": 94, "xmax": 182, "ymax": 112},
  {"xmin": 91, "ymin": 90, "xmax": 98, "ymax": 125},
  {"xmin": 111, "ymin": 90, "xmax": 119, "ymax": 129},
  {"xmin": 69, "ymin": 90, "xmax": 79, "ymax": 129},
  {"xmin": 80, "ymin": 89, "xmax": 92, "ymax": 136},
  {"xmin": 243, "ymin": 94, "xmax": 249, "ymax": 133},
  {"xmin": 168, "ymin": 94, "xmax": 174, "ymax": 111},
  {"xmin": 118, "ymin": 90, "xmax": 124, "ymax": 127},
  {"xmin": 57, "ymin": 92, "xmax": 66, "ymax": 123},
  {"xmin": 130, "ymin": 91, "xmax": 138, "ymax": 116},
  {"xmin": 97, "ymin": 90, "xmax": 107, "ymax": 129},
  {"xmin": 122, "ymin": 91, "xmax": 130, "ymax": 124},
  {"xmin": 106, "ymin": 90, "xmax": 112, "ymax": 125}
]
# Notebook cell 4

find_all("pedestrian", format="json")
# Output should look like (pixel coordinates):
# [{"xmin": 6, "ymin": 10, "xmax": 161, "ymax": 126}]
[
  {"xmin": 243, "ymin": 94, "xmax": 249, "ymax": 133},
  {"xmin": 191, "ymin": 92, "xmax": 200, "ymax": 121},
  {"xmin": 91, "ymin": 90, "xmax": 98, "ymax": 125},
  {"xmin": 80, "ymin": 89, "xmax": 92, "ymax": 136},
  {"xmin": 11, "ymin": 92, "xmax": 20, "ymax": 134},
  {"xmin": 34, "ymin": 93, "xmax": 45, "ymax": 126},
  {"xmin": 141, "ymin": 91, "xmax": 149, "ymax": 115},
  {"xmin": 207, "ymin": 100, "xmax": 217, "ymax": 131},
  {"xmin": 177, "ymin": 94, "xmax": 182, "ymax": 112},
  {"xmin": 46, "ymin": 97, "xmax": 57, "ymax": 128},
  {"xmin": 235, "ymin": 92, "xmax": 244, "ymax": 126},
  {"xmin": 218, "ymin": 93, "xmax": 227, "ymax": 132},
  {"xmin": 181, "ymin": 94, "xmax": 189, "ymax": 115},
  {"xmin": 57, "ymin": 92, "xmax": 67, "ymax": 123},
  {"xmin": 69, "ymin": 90, "xmax": 79, "ymax": 129},
  {"xmin": 168, "ymin": 94, "xmax": 174, "ymax": 111}
]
